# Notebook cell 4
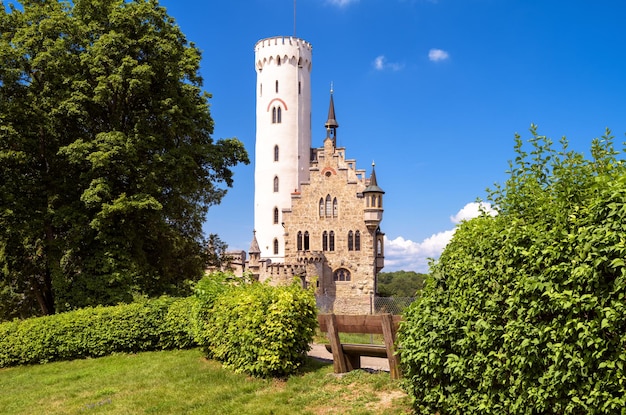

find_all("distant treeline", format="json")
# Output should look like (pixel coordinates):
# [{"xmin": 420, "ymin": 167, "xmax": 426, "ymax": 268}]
[{"xmin": 377, "ymin": 271, "xmax": 426, "ymax": 297}]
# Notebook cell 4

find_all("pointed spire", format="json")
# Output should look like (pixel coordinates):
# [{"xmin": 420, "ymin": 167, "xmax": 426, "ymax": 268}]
[
  {"xmin": 364, "ymin": 162, "xmax": 385, "ymax": 194},
  {"xmin": 249, "ymin": 230, "xmax": 261, "ymax": 254},
  {"xmin": 324, "ymin": 83, "xmax": 338, "ymax": 144}
]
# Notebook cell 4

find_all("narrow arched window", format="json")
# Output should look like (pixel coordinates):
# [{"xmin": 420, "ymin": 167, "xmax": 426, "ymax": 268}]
[
  {"xmin": 297, "ymin": 231, "xmax": 303, "ymax": 251},
  {"xmin": 329, "ymin": 231, "xmax": 335, "ymax": 251},
  {"xmin": 325, "ymin": 195, "xmax": 332, "ymax": 218},
  {"xmin": 304, "ymin": 231, "xmax": 310, "ymax": 251},
  {"xmin": 319, "ymin": 198, "xmax": 325, "ymax": 217},
  {"xmin": 333, "ymin": 198, "xmax": 338, "ymax": 217},
  {"xmin": 322, "ymin": 231, "xmax": 328, "ymax": 251},
  {"xmin": 276, "ymin": 107, "xmax": 282, "ymax": 123},
  {"xmin": 273, "ymin": 238, "xmax": 279, "ymax": 255},
  {"xmin": 273, "ymin": 207, "xmax": 279, "ymax": 224},
  {"xmin": 277, "ymin": 57, "xmax": 281, "ymax": 66},
  {"xmin": 377, "ymin": 238, "xmax": 383, "ymax": 256},
  {"xmin": 274, "ymin": 145, "xmax": 279, "ymax": 162},
  {"xmin": 275, "ymin": 80, "xmax": 279, "ymax": 93},
  {"xmin": 348, "ymin": 231, "xmax": 354, "ymax": 251},
  {"xmin": 272, "ymin": 107, "xmax": 277, "ymax": 123},
  {"xmin": 273, "ymin": 176, "xmax": 279, "ymax": 192},
  {"xmin": 378, "ymin": 195, "xmax": 382, "ymax": 208},
  {"xmin": 371, "ymin": 195, "xmax": 377, "ymax": 207},
  {"xmin": 355, "ymin": 230, "xmax": 361, "ymax": 251}
]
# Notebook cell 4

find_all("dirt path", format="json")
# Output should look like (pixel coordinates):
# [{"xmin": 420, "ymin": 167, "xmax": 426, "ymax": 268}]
[{"xmin": 307, "ymin": 343, "xmax": 390, "ymax": 372}]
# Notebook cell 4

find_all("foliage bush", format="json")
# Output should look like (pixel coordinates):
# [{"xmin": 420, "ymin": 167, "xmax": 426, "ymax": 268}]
[
  {"xmin": 399, "ymin": 126, "xmax": 626, "ymax": 414},
  {"xmin": 202, "ymin": 279, "xmax": 318, "ymax": 377},
  {"xmin": 0, "ymin": 297, "xmax": 196, "ymax": 367}
]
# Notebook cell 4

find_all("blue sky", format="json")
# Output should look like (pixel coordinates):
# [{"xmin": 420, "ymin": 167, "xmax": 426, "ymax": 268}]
[{"xmin": 157, "ymin": 0, "xmax": 626, "ymax": 272}]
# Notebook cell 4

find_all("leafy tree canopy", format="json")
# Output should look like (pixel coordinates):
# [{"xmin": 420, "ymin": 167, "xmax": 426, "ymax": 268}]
[
  {"xmin": 400, "ymin": 125, "xmax": 626, "ymax": 414},
  {"xmin": 377, "ymin": 270, "xmax": 425, "ymax": 297},
  {"xmin": 0, "ymin": 0, "xmax": 249, "ymax": 320}
]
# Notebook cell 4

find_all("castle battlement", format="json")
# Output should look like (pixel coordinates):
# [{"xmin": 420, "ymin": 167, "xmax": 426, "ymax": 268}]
[{"xmin": 255, "ymin": 36, "xmax": 312, "ymax": 72}]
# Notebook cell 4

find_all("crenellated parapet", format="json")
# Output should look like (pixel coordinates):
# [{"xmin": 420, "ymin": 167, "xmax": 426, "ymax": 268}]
[{"xmin": 254, "ymin": 36, "xmax": 312, "ymax": 72}]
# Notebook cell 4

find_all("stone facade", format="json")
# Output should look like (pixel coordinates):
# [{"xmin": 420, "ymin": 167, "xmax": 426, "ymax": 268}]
[{"xmin": 219, "ymin": 37, "xmax": 385, "ymax": 315}]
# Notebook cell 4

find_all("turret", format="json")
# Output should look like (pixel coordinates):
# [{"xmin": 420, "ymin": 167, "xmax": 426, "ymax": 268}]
[{"xmin": 362, "ymin": 163, "xmax": 384, "ymax": 232}]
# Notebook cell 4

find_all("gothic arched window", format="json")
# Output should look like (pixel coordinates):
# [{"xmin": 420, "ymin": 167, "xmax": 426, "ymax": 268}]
[
  {"xmin": 329, "ymin": 231, "xmax": 335, "ymax": 252},
  {"xmin": 273, "ymin": 238, "xmax": 279, "ymax": 255},
  {"xmin": 272, "ymin": 107, "xmax": 277, "ymax": 124},
  {"xmin": 304, "ymin": 231, "xmax": 310, "ymax": 251},
  {"xmin": 334, "ymin": 268, "xmax": 351, "ymax": 282},
  {"xmin": 297, "ymin": 231, "xmax": 303, "ymax": 251},
  {"xmin": 348, "ymin": 231, "xmax": 354, "ymax": 251},
  {"xmin": 322, "ymin": 231, "xmax": 328, "ymax": 251},
  {"xmin": 275, "ymin": 80, "xmax": 279, "ymax": 93},
  {"xmin": 273, "ymin": 176, "xmax": 279, "ymax": 192},
  {"xmin": 333, "ymin": 198, "xmax": 338, "ymax": 217},
  {"xmin": 276, "ymin": 107, "xmax": 282, "ymax": 123},
  {"xmin": 355, "ymin": 230, "xmax": 361, "ymax": 251},
  {"xmin": 273, "ymin": 207, "xmax": 279, "ymax": 224},
  {"xmin": 325, "ymin": 195, "xmax": 332, "ymax": 218},
  {"xmin": 274, "ymin": 145, "xmax": 279, "ymax": 162},
  {"xmin": 319, "ymin": 198, "xmax": 324, "ymax": 217}
]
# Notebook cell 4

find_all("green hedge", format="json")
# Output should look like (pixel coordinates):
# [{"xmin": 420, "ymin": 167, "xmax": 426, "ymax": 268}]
[
  {"xmin": 0, "ymin": 273, "xmax": 318, "ymax": 378},
  {"xmin": 0, "ymin": 297, "xmax": 196, "ymax": 367},
  {"xmin": 200, "ymin": 279, "xmax": 318, "ymax": 377}
]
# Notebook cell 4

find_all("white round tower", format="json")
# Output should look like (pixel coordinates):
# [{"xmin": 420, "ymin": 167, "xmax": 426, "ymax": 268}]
[{"xmin": 254, "ymin": 36, "xmax": 312, "ymax": 262}]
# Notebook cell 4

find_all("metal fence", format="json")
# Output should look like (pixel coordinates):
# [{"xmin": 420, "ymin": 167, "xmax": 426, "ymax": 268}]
[
  {"xmin": 315, "ymin": 294, "xmax": 416, "ymax": 315},
  {"xmin": 373, "ymin": 296, "xmax": 415, "ymax": 315}
]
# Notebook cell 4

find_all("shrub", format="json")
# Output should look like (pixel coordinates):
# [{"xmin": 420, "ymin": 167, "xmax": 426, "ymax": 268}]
[
  {"xmin": 0, "ymin": 297, "xmax": 196, "ymax": 367},
  {"xmin": 203, "ymin": 280, "xmax": 317, "ymax": 377},
  {"xmin": 399, "ymin": 127, "xmax": 626, "ymax": 414}
]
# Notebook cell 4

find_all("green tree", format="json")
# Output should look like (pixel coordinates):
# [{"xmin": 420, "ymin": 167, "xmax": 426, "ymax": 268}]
[
  {"xmin": 400, "ymin": 125, "xmax": 626, "ymax": 414},
  {"xmin": 0, "ymin": 0, "xmax": 249, "ymax": 320},
  {"xmin": 377, "ymin": 270, "xmax": 425, "ymax": 297}
]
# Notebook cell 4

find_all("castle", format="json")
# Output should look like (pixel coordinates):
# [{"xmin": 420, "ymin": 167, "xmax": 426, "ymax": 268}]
[{"xmin": 226, "ymin": 36, "xmax": 385, "ymax": 314}]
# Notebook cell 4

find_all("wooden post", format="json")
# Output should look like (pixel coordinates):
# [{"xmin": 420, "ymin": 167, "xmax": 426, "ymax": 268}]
[
  {"xmin": 381, "ymin": 313, "xmax": 402, "ymax": 379},
  {"xmin": 326, "ymin": 314, "xmax": 348, "ymax": 373}
]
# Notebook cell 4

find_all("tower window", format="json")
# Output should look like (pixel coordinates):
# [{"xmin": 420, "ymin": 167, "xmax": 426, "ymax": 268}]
[
  {"xmin": 297, "ymin": 231, "xmax": 303, "ymax": 251},
  {"xmin": 304, "ymin": 231, "xmax": 310, "ymax": 251},
  {"xmin": 329, "ymin": 231, "xmax": 335, "ymax": 252},
  {"xmin": 273, "ymin": 176, "xmax": 279, "ymax": 192},
  {"xmin": 377, "ymin": 238, "xmax": 383, "ymax": 256},
  {"xmin": 325, "ymin": 195, "xmax": 332, "ymax": 218},
  {"xmin": 276, "ymin": 107, "xmax": 281, "ymax": 123},
  {"xmin": 348, "ymin": 231, "xmax": 354, "ymax": 251},
  {"xmin": 277, "ymin": 56, "xmax": 281, "ymax": 66},
  {"xmin": 273, "ymin": 207, "xmax": 279, "ymax": 224},
  {"xmin": 334, "ymin": 268, "xmax": 351, "ymax": 282},
  {"xmin": 355, "ymin": 230, "xmax": 361, "ymax": 251},
  {"xmin": 272, "ymin": 107, "xmax": 277, "ymax": 124},
  {"xmin": 275, "ymin": 80, "xmax": 279, "ymax": 93},
  {"xmin": 273, "ymin": 238, "xmax": 279, "ymax": 255},
  {"xmin": 319, "ymin": 198, "xmax": 324, "ymax": 217},
  {"xmin": 274, "ymin": 145, "xmax": 279, "ymax": 162},
  {"xmin": 322, "ymin": 231, "xmax": 328, "ymax": 251},
  {"xmin": 333, "ymin": 198, "xmax": 338, "ymax": 217}
]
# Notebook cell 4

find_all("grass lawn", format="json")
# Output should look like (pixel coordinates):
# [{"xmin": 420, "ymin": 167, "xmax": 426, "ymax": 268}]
[{"xmin": 0, "ymin": 348, "xmax": 412, "ymax": 415}]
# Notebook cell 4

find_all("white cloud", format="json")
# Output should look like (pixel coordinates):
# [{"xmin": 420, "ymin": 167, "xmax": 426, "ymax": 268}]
[
  {"xmin": 326, "ymin": 0, "xmax": 359, "ymax": 7},
  {"xmin": 373, "ymin": 55, "xmax": 405, "ymax": 71},
  {"xmin": 428, "ymin": 48, "xmax": 449, "ymax": 62},
  {"xmin": 450, "ymin": 202, "xmax": 497, "ymax": 223},
  {"xmin": 384, "ymin": 202, "xmax": 497, "ymax": 272}
]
